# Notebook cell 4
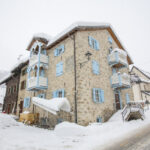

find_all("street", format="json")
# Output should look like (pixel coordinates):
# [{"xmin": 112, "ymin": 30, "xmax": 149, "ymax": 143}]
[{"xmin": 98, "ymin": 124, "xmax": 150, "ymax": 150}]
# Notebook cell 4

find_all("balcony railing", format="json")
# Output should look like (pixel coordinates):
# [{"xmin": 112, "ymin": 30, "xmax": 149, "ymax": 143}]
[
  {"xmin": 29, "ymin": 54, "xmax": 48, "ymax": 67},
  {"xmin": 27, "ymin": 76, "xmax": 48, "ymax": 90},
  {"xmin": 110, "ymin": 73, "xmax": 130, "ymax": 89},
  {"xmin": 108, "ymin": 48, "xmax": 128, "ymax": 68}
]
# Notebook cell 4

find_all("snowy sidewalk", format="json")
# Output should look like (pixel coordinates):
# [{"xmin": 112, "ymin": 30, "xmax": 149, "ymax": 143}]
[{"xmin": 1, "ymin": 109, "xmax": 150, "ymax": 150}]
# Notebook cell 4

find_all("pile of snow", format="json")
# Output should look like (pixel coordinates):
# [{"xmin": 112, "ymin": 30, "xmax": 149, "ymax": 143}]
[
  {"xmin": 32, "ymin": 97, "xmax": 71, "ymax": 115},
  {"xmin": 54, "ymin": 122, "xmax": 86, "ymax": 137},
  {"xmin": 22, "ymin": 111, "xmax": 30, "ymax": 114}
]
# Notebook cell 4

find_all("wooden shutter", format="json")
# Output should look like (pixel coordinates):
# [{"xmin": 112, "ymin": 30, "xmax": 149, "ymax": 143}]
[
  {"xmin": 95, "ymin": 40, "xmax": 100, "ymax": 50},
  {"xmin": 88, "ymin": 36, "xmax": 92, "ymax": 47},
  {"xmin": 54, "ymin": 49, "xmax": 58, "ymax": 56}
]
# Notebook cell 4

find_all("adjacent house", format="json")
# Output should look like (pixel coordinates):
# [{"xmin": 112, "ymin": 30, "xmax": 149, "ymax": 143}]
[
  {"xmin": 130, "ymin": 66, "xmax": 150, "ymax": 102},
  {"xmin": 0, "ymin": 83, "xmax": 6, "ymax": 111},
  {"xmin": 0, "ymin": 59, "xmax": 28, "ymax": 114},
  {"xmin": 20, "ymin": 22, "xmax": 134, "ymax": 127}
]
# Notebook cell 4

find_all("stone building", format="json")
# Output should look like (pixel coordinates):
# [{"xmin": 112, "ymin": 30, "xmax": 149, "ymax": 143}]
[
  {"xmin": 130, "ymin": 66, "xmax": 150, "ymax": 102},
  {"xmin": 20, "ymin": 22, "xmax": 134, "ymax": 126}
]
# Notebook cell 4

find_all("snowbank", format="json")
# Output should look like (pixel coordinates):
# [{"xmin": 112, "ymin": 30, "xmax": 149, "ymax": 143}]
[
  {"xmin": 32, "ymin": 97, "xmax": 71, "ymax": 115},
  {"xmin": 54, "ymin": 122, "xmax": 86, "ymax": 137}
]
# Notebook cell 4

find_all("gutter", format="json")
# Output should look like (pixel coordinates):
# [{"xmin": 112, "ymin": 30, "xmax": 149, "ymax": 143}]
[{"xmin": 73, "ymin": 34, "xmax": 77, "ymax": 123}]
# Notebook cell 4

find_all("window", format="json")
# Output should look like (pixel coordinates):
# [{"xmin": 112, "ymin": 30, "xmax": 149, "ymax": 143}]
[
  {"xmin": 13, "ymin": 85, "xmax": 17, "ymax": 93},
  {"xmin": 56, "ymin": 62, "xmax": 63, "ymax": 76},
  {"xmin": 108, "ymin": 36, "xmax": 113, "ymax": 44},
  {"xmin": 11, "ymin": 86, "xmax": 13, "ymax": 94},
  {"xmin": 54, "ymin": 45, "xmax": 65, "ymax": 56},
  {"xmin": 8, "ymin": 87, "xmax": 11, "ymax": 94},
  {"xmin": 93, "ymin": 88, "xmax": 104, "ymax": 103},
  {"xmin": 97, "ymin": 117, "xmax": 102, "ymax": 123},
  {"xmin": 37, "ymin": 93, "xmax": 45, "ymax": 98},
  {"xmin": 23, "ymin": 97, "xmax": 30, "ymax": 108},
  {"xmin": 53, "ymin": 89, "xmax": 65, "ymax": 98},
  {"xmin": 22, "ymin": 68, "xmax": 27, "ymax": 76},
  {"xmin": 92, "ymin": 60, "xmax": 100, "ymax": 75},
  {"xmin": 40, "ymin": 69, "xmax": 45, "ymax": 77},
  {"xmin": 88, "ymin": 36, "xmax": 100, "ymax": 50},
  {"xmin": 41, "ymin": 50, "xmax": 47, "ymax": 55},
  {"xmin": 21, "ymin": 80, "xmax": 26, "ymax": 90}
]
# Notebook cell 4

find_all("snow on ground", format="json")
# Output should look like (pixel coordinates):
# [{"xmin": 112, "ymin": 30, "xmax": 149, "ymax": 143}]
[{"xmin": 1, "ymin": 108, "xmax": 150, "ymax": 150}]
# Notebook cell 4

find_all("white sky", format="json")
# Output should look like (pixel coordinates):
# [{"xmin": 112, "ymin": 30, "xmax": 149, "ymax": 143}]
[{"xmin": 0, "ymin": 0, "xmax": 150, "ymax": 71}]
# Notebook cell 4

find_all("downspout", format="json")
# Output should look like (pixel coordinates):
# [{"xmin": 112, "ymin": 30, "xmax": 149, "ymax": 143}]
[{"xmin": 73, "ymin": 34, "xmax": 77, "ymax": 123}]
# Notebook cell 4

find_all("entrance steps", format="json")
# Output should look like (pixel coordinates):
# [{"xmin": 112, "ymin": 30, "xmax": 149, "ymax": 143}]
[{"xmin": 122, "ymin": 102, "xmax": 145, "ymax": 121}]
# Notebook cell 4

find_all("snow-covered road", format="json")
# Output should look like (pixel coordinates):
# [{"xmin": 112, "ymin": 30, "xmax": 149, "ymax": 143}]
[{"xmin": 1, "ymin": 108, "xmax": 150, "ymax": 150}]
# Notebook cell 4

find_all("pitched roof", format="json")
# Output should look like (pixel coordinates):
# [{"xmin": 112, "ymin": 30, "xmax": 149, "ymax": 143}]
[
  {"xmin": 46, "ymin": 21, "xmax": 133, "ymax": 64},
  {"xmin": 130, "ymin": 66, "xmax": 150, "ymax": 80}
]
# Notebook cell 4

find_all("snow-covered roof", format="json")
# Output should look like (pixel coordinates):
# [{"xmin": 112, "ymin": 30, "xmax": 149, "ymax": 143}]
[
  {"xmin": 0, "ymin": 56, "xmax": 29, "ymax": 84},
  {"xmin": 47, "ymin": 22, "xmax": 110, "ymax": 47},
  {"xmin": 32, "ymin": 97, "xmax": 71, "ymax": 115},
  {"xmin": 130, "ymin": 66, "xmax": 150, "ymax": 80},
  {"xmin": 46, "ymin": 21, "xmax": 133, "ymax": 64},
  {"xmin": 27, "ymin": 33, "xmax": 52, "ymax": 50},
  {"xmin": 130, "ymin": 74, "xmax": 150, "ymax": 83},
  {"xmin": 33, "ymin": 33, "xmax": 52, "ymax": 42}
]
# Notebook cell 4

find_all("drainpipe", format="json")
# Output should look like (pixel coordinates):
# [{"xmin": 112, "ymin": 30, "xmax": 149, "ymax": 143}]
[{"xmin": 73, "ymin": 34, "xmax": 77, "ymax": 123}]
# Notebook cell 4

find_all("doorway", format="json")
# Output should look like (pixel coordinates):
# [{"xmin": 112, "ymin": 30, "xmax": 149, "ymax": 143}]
[{"xmin": 115, "ymin": 91, "xmax": 122, "ymax": 110}]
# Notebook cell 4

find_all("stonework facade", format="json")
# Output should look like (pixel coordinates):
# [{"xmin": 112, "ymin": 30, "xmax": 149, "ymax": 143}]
[{"xmin": 22, "ymin": 25, "xmax": 134, "ymax": 127}]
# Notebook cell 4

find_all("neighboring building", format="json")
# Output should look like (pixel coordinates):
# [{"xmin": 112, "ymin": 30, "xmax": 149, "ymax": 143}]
[
  {"xmin": 0, "ymin": 59, "xmax": 28, "ymax": 114},
  {"xmin": 0, "ymin": 83, "xmax": 6, "ymax": 108},
  {"xmin": 130, "ymin": 66, "xmax": 150, "ymax": 101},
  {"xmin": 21, "ymin": 22, "xmax": 133, "ymax": 127}
]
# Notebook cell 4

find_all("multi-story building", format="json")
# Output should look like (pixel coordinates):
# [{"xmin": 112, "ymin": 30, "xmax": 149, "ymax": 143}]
[
  {"xmin": 21, "ymin": 22, "xmax": 133, "ymax": 127},
  {"xmin": 130, "ymin": 66, "xmax": 150, "ymax": 101}
]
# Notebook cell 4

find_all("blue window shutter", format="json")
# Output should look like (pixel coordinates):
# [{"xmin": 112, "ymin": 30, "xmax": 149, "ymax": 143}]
[
  {"xmin": 126, "ymin": 93, "xmax": 130, "ymax": 104},
  {"xmin": 62, "ymin": 89, "xmax": 65, "ymax": 97},
  {"xmin": 54, "ymin": 49, "xmax": 58, "ymax": 56},
  {"xmin": 93, "ymin": 88, "xmax": 96, "ymax": 102},
  {"xmin": 53, "ymin": 91, "xmax": 57, "ymax": 98},
  {"xmin": 108, "ymin": 37, "xmax": 112, "ymax": 44},
  {"xmin": 109, "ymin": 47, "xmax": 113, "ymax": 53},
  {"xmin": 100, "ymin": 90, "xmax": 104, "ymax": 103},
  {"xmin": 88, "ymin": 36, "xmax": 92, "ymax": 46},
  {"xmin": 61, "ymin": 45, "xmax": 65, "ymax": 53},
  {"xmin": 23, "ymin": 98, "xmax": 26, "ymax": 108},
  {"xmin": 26, "ymin": 97, "xmax": 30, "ymax": 108},
  {"xmin": 96, "ymin": 40, "xmax": 100, "ymax": 50},
  {"xmin": 56, "ymin": 62, "xmax": 63, "ymax": 76},
  {"xmin": 92, "ymin": 60, "xmax": 100, "ymax": 75}
]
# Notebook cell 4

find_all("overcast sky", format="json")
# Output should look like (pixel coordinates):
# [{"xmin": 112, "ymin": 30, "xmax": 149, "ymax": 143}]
[{"xmin": 0, "ymin": 0, "xmax": 150, "ymax": 72}]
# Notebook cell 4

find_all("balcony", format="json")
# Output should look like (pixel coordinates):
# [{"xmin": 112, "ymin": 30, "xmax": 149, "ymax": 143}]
[
  {"xmin": 108, "ymin": 48, "xmax": 128, "ymax": 68},
  {"xmin": 29, "ymin": 54, "xmax": 49, "ymax": 67},
  {"xmin": 110, "ymin": 73, "xmax": 130, "ymax": 89},
  {"xmin": 27, "ymin": 76, "xmax": 48, "ymax": 90}
]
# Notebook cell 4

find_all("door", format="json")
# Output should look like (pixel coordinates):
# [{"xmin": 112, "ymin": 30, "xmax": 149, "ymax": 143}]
[
  {"xmin": 19, "ymin": 101, "xmax": 23, "ymax": 113},
  {"xmin": 115, "ymin": 92, "xmax": 121, "ymax": 110}
]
